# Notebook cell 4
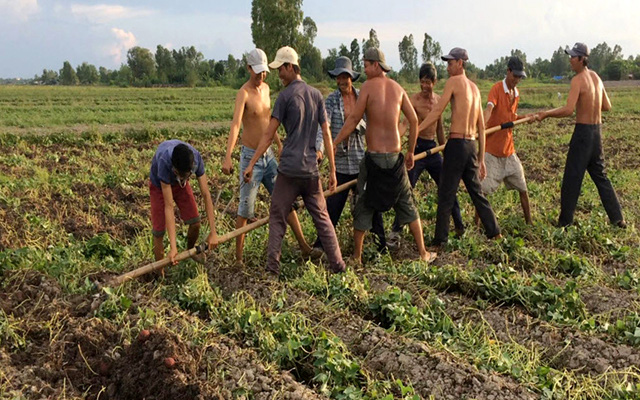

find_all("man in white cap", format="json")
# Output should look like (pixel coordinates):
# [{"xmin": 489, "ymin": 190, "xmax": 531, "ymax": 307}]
[
  {"xmin": 535, "ymin": 43, "xmax": 625, "ymax": 228},
  {"xmin": 223, "ymin": 48, "xmax": 315, "ymax": 266},
  {"xmin": 334, "ymin": 47, "xmax": 436, "ymax": 264},
  {"xmin": 243, "ymin": 46, "xmax": 345, "ymax": 275}
]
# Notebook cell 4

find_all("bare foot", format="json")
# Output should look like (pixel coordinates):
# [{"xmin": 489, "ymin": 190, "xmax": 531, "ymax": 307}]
[{"xmin": 419, "ymin": 251, "xmax": 438, "ymax": 263}]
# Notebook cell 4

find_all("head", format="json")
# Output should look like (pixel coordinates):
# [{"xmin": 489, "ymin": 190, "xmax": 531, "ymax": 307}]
[
  {"xmin": 246, "ymin": 48, "xmax": 269, "ymax": 86},
  {"xmin": 363, "ymin": 47, "xmax": 391, "ymax": 78},
  {"xmin": 269, "ymin": 46, "xmax": 300, "ymax": 86},
  {"xmin": 506, "ymin": 56, "xmax": 526, "ymax": 89},
  {"xmin": 171, "ymin": 144, "xmax": 194, "ymax": 188},
  {"xmin": 441, "ymin": 47, "xmax": 469, "ymax": 77},
  {"xmin": 418, "ymin": 63, "xmax": 437, "ymax": 95},
  {"xmin": 328, "ymin": 56, "xmax": 359, "ymax": 93},
  {"xmin": 565, "ymin": 42, "xmax": 589, "ymax": 72}
]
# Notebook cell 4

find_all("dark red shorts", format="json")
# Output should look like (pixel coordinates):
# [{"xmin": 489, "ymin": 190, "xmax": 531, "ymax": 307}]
[{"xmin": 149, "ymin": 181, "xmax": 200, "ymax": 237}]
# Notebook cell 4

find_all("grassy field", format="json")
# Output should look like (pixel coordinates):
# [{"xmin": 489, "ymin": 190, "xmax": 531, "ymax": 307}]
[{"xmin": 1, "ymin": 83, "xmax": 639, "ymax": 399}]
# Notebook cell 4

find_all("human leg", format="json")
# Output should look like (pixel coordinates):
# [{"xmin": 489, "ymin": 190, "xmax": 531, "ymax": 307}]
[
  {"xmin": 586, "ymin": 127, "xmax": 623, "ymax": 224},
  {"xmin": 434, "ymin": 141, "xmax": 465, "ymax": 244},
  {"xmin": 558, "ymin": 127, "xmax": 592, "ymax": 226},
  {"xmin": 266, "ymin": 174, "xmax": 300, "ymax": 273}
]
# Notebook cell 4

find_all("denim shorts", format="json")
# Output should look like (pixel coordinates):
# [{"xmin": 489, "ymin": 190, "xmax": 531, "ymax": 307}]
[{"xmin": 238, "ymin": 146, "xmax": 278, "ymax": 219}]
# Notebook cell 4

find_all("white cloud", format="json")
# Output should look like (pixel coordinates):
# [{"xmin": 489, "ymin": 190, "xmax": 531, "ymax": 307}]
[
  {"xmin": 71, "ymin": 4, "xmax": 154, "ymax": 24},
  {"xmin": 0, "ymin": 0, "xmax": 39, "ymax": 22},
  {"xmin": 107, "ymin": 28, "xmax": 137, "ymax": 65}
]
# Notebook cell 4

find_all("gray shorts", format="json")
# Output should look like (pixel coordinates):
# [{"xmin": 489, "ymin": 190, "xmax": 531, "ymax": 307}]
[
  {"xmin": 481, "ymin": 152, "xmax": 527, "ymax": 194},
  {"xmin": 353, "ymin": 153, "xmax": 419, "ymax": 231}
]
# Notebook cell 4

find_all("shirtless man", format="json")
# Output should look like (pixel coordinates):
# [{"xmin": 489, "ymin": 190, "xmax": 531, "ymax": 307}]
[
  {"xmin": 419, "ymin": 47, "xmax": 501, "ymax": 246},
  {"xmin": 222, "ymin": 48, "xmax": 314, "ymax": 265},
  {"xmin": 334, "ymin": 47, "xmax": 436, "ymax": 263},
  {"xmin": 535, "ymin": 43, "xmax": 625, "ymax": 228},
  {"xmin": 390, "ymin": 63, "xmax": 465, "ymax": 245}
]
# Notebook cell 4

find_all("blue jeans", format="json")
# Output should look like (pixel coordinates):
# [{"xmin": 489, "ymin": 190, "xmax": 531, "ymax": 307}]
[{"xmin": 238, "ymin": 146, "xmax": 278, "ymax": 219}]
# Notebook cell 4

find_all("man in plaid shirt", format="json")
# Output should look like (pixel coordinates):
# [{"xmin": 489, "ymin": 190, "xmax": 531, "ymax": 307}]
[{"xmin": 314, "ymin": 56, "xmax": 387, "ymax": 253}]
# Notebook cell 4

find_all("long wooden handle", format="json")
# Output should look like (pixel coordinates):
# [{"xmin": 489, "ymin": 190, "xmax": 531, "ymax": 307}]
[
  {"xmin": 109, "ymin": 243, "xmax": 208, "ymax": 286},
  {"xmin": 485, "ymin": 116, "xmax": 533, "ymax": 137}
]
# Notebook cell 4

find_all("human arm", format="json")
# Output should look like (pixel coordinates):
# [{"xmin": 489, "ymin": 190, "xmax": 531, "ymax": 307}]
[
  {"xmin": 537, "ymin": 78, "xmax": 580, "ymax": 120},
  {"xmin": 436, "ymin": 116, "xmax": 445, "ymax": 145},
  {"xmin": 273, "ymin": 133, "xmax": 283, "ymax": 157},
  {"xmin": 243, "ymin": 117, "xmax": 279, "ymax": 182},
  {"xmin": 419, "ymin": 81, "xmax": 452, "ymax": 131},
  {"xmin": 334, "ymin": 85, "xmax": 367, "ymax": 147},
  {"xmin": 477, "ymin": 101, "xmax": 487, "ymax": 180},
  {"xmin": 223, "ymin": 90, "xmax": 246, "ymax": 175},
  {"xmin": 321, "ymin": 121, "xmax": 337, "ymax": 192},
  {"xmin": 160, "ymin": 182, "xmax": 179, "ymax": 264},
  {"xmin": 483, "ymin": 103, "xmax": 494, "ymax": 128},
  {"xmin": 401, "ymin": 91, "xmax": 419, "ymax": 170},
  {"xmin": 601, "ymin": 83, "xmax": 612, "ymax": 112},
  {"xmin": 316, "ymin": 125, "xmax": 324, "ymax": 162},
  {"xmin": 196, "ymin": 174, "xmax": 218, "ymax": 251}
]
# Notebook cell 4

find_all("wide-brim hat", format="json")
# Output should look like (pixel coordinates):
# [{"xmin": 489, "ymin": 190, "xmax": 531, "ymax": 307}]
[{"xmin": 328, "ymin": 56, "xmax": 360, "ymax": 80}]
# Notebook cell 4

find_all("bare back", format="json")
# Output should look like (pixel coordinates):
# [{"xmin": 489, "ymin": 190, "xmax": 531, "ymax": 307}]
[
  {"xmin": 448, "ymin": 75, "xmax": 483, "ymax": 136},
  {"xmin": 574, "ymin": 70, "xmax": 606, "ymax": 124},
  {"xmin": 239, "ymin": 81, "xmax": 271, "ymax": 149},
  {"xmin": 360, "ymin": 76, "xmax": 408, "ymax": 152},
  {"xmin": 411, "ymin": 92, "xmax": 439, "ymax": 139}
]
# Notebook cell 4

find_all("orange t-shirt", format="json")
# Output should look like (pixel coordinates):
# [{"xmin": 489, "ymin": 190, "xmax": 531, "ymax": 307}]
[{"xmin": 485, "ymin": 80, "xmax": 518, "ymax": 157}]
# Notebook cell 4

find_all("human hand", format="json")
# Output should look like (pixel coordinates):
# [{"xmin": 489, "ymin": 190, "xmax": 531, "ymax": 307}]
[
  {"xmin": 243, "ymin": 165, "xmax": 253, "ymax": 183},
  {"xmin": 169, "ymin": 247, "xmax": 178, "ymax": 265},
  {"xmin": 316, "ymin": 150, "xmax": 323, "ymax": 163},
  {"xmin": 405, "ymin": 152, "xmax": 415, "ymax": 171},
  {"xmin": 222, "ymin": 158, "xmax": 233, "ymax": 175},
  {"xmin": 328, "ymin": 172, "xmax": 337, "ymax": 193},
  {"xmin": 479, "ymin": 161, "xmax": 487, "ymax": 180},
  {"xmin": 206, "ymin": 232, "xmax": 218, "ymax": 251}
]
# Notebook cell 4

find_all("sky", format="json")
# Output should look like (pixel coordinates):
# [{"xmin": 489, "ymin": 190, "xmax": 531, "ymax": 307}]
[{"xmin": 1, "ymin": 0, "xmax": 639, "ymax": 78}]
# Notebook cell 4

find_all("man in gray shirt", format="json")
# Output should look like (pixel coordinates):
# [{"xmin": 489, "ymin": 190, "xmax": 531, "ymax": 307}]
[{"xmin": 244, "ymin": 46, "xmax": 345, "ymax": 274}]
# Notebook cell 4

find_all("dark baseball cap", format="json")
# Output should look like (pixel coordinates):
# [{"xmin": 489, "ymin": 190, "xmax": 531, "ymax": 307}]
[
  {"xmin": 507, "ymin": 56, "xmax": 526, "ymax": 78},
  {"xmin": 441, "ymin": 47, "xmax": 469, "ymax": 61},
  {"xmin": 565, "ymin": 42, "xmax": 589, "ymax": 57},
  {"xmin": 363, "ymin": 47, "xmax": 391, "ymax": 72}
]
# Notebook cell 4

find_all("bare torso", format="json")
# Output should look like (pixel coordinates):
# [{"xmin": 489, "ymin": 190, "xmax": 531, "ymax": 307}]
[
  {"xmin": 342, "ymin": 90, "xmax": 356, "ymax": 120},
  {"xmin": 411, "ymin": 92, "xmax": 439, "ymax": 140},
  {"xmin": 448, "ymin": 75, "xmax": 482, "ymax": 136},
  {"xmin": 575, "ymin": 70, "xmax": 605, "ymax": 124},
  {"xmin": 362, "ymin": 76, "xmax": 407, "ymax": 152},
  {"xmin": 240, "ymin": 81, "xmax": 271, "ymax": 149}
]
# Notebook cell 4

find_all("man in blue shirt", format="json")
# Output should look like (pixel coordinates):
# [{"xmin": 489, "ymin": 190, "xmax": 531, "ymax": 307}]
[{"xmin": 150, "ymin": 140, "xmax": 218, "ymax": 269}]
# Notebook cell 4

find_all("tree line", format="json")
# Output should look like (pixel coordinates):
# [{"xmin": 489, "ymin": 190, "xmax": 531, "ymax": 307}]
[{"xmin": 30, "ymin": 0, "xmax": 640, "ymax": 86}]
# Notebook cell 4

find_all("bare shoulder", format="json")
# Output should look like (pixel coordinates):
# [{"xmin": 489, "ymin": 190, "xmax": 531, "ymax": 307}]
[{"xmin": 589, "ymin": 70, "xmax": 603, "ymax": 84}]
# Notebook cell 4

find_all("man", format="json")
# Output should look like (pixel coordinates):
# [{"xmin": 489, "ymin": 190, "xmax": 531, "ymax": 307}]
[
  {"xmin": 535, "ymin": 43, "xmax": 625, "ymax": 228},
  {"xmin": 334, "ymin": 47, "xmax": 436, "ymax": 264},
  {"xmin": 419, "ymin": 47, "xmax": 501, "ymax": 246},
  {"xmin": 149, "ymin": 140, "xmax": 218, "ymax": 269},
  {"xmin": 313, "ymin": 56, "xmax": 387, "ymax": 253},
  {"xmin": 481, "ymin": 56, "xmax": 532, "ymax": 225},
  {"xmin": 390, "ymin": 62, "xmax": 465, "ymax": 245},
  {"xmin": 243, "ymin": 46, "xmax": 345, "ymax": 275},
  {"xmin": 222, "ymin": 48, "xmax": 315, "ymax": 265}
]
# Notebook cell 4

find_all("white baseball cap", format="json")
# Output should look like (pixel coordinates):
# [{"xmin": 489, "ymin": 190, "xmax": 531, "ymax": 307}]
[
  {"xmin": 247, "ymin": 48, "xmax": 269, "ymax": 74},
  {"xmin": 268, "ymin": 46, "xmax": 299, "ymax": 69}
]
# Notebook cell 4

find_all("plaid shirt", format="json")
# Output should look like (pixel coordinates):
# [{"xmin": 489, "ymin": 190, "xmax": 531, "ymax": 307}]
[{"xmin": 317, "ymin": 88, "xmax": 366, "ymax": 175}]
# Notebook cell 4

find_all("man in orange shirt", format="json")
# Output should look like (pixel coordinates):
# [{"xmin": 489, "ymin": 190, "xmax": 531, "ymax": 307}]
[{"xmin": 481, "ymin": 56, "xmax": 532, "ymax": 224}]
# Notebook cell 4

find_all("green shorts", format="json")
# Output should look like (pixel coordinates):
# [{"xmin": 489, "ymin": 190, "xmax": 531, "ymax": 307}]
[{"xmin": 353, "ymin": 152, "xmax": 419, "ymax": 231}]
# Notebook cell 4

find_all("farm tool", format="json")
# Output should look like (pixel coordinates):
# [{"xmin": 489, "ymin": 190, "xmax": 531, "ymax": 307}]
[{"xmin": 107, "ymin": 118, "xmax": 533, "ymax": 286}]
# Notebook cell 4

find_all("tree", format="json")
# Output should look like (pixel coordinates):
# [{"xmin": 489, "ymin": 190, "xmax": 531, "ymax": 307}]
[
  {"xmin": 155, "ymin": 45, "xmax": 175, "ymax": 83},
  {"xmin": 549, "ymin": 46, "xmax": 571, "ymax": 77},
  {"xmin": 99, "ymin": 67, "xmax": 112, "ymax": 84},
  {"xmin": 76, "ymin": 62, "xmax": 99, "ymax": 85},
  {"xmin": 301, "ymin": 17, "xmax": 317, "ymax": 52},
  {"xmin": 127, "ymin": 46, "xmax": 156, "ymax": 84},
  {"xmin": 338, "ymin": 44, "xmax": 350, "ymax": 58},
  {"xmin": 173, "ymin": 46, "xmax": 203, "ymax": 86},
  {"xmin": 213, "ymin": 61, "xmax": 225, "ymax": 82},
  {"xmin": 362, "ymin": 29, "xmax": 380, "ymax": 52},
  {"xmin": 323, "ymin": 48, "xmax": 339, "ymax": 77},
  {"xmin": 300, "ymin": 46, "xmax": 323, "ymax": 81},
  {"xmin": 398, "ymin": 34, "xmax": 418, "ymax": 81},
  {"xmin": 59, "ymin": 61, "xmax": 78, "ymax": 85},
  {"xmin": 529, "ymin": 57, "xmax": 551, "ymax": 79},
  {"xmin": 38, "ymin": 69, "xmax": 58, "ymax": 85},
  {"xmin": 421, "ymin": 33, "xmax": 442, "ymax": 64},
  {"xmin": 251, "ymin": 0, "xmax": 303, "ymax": 59},
  {"xmin": 483, "ymin": 49, "xmax": 528, "ymax": 80},
  {"xmin": 350, "ymin": 39, "xmax": 361, "ymax": 70},
  {"xmin": 589, "ymin": 42, "xmax": 623, "ymax": 75}
]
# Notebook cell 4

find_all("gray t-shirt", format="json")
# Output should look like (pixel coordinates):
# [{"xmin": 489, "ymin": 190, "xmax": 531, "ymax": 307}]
[{"xmin": 272, "ymin": 79, "xmax": 327, "ymax": 178}]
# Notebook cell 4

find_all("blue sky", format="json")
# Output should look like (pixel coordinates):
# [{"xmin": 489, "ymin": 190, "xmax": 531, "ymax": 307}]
[{"xmin": 1, "ymin": 0, "xmax": 639, "ymax": 78}]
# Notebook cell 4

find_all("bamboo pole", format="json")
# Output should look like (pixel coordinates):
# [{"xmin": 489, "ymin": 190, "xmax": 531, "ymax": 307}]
[{"xmin": 110, "ymin": 117, "xmax": 534, "ymax": 286}]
